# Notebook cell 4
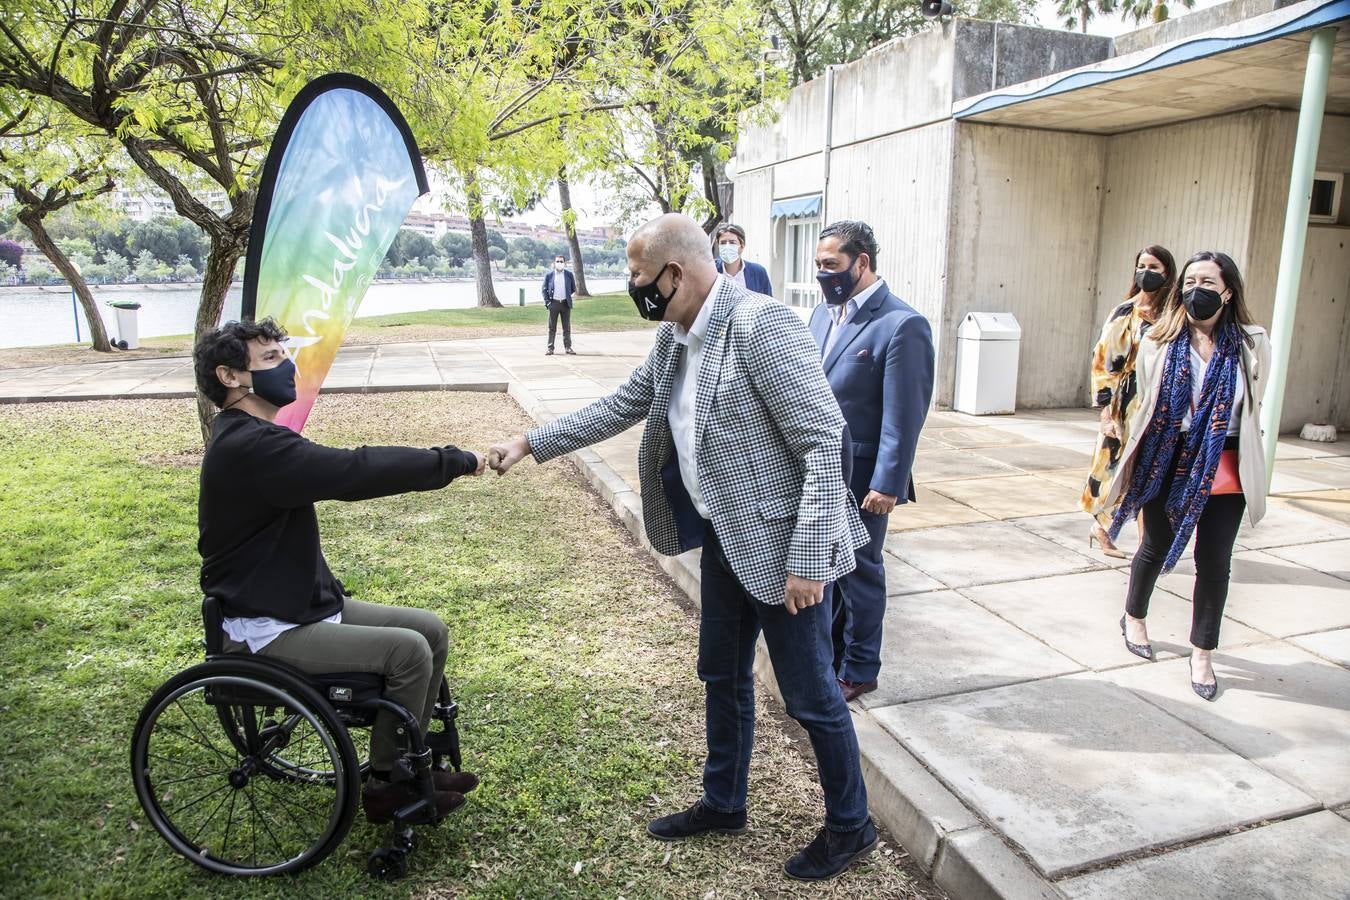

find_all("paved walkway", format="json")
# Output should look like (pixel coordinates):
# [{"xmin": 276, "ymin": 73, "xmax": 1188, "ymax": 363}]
[{"xmin": 8, "ymin": 333, "xmax": 1350, "ymax": 898}]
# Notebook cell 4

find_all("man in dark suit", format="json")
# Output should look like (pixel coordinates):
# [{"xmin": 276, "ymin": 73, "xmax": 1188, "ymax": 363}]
[
  {"xmin": 490, "ymin": 213, "xmax": 878, "ymax": 882},
  {"xmin": 712, "ymin": 223, "xmax": 773, "ymax": 296},
  {"xmin": 541, "ymin": 254, "xmax": 576, "ymax": 355},
  {"xmin": 809, "ymin": 221, "xmax": 934, "ymax": 702}
]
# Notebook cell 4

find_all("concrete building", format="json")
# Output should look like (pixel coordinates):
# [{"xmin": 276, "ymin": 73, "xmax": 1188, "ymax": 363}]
[{"xmin": 732, "ymin": 0, "xmax": 1350, "ymax": 432}]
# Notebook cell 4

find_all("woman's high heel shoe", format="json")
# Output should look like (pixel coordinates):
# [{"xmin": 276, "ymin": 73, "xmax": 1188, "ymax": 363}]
[
  {"xmin": 1190, "ymin": 655, "xmax": 1218, "ymax": 701},
  {"xmin": 1090, "ymin": 524, "xmax": 1127, "ymax": 559},
  {"xmin": 1120, "ymin": 615, "xmax": 1154, "ymax": 660}
]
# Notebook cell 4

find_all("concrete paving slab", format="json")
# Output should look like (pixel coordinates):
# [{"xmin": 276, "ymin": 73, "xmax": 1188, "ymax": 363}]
[
  {"xmin": 1275, "ymin": 458, "xmax": 1350, "ymax": 489},
  {"xmin": 1033, "ymin": 467, "xmax": 1096, "ymax": 491},
  {"xmin": 923, "ymin": 411, "xmax": 991, "ymax": 428},
  {"xmin": 872, "ymin": 676, "xmax": 1319, "ymax": 877},
  {"xmin": 1289, "ymin": 628, "xmax": 1350, "ymax": 667},
  {"xmin": 1102, "ymin": 642, "xmax": 1350, "ymax": 805},
  {"xmin": 1276, "ymin": 436, "xmax": 1350, "ymax": 458},
  {"xmin": 1266, "ymin": 539, "xmax": 1350, "ymax": 582},
  {"xmin": 887, "ymin": 486, "xmax": 992, "ymax": 531},
  {"xmin": 1274, "ymin": 490, "xmax": 1350, "ymax": 526},
  {"xmin": 1274, "ymin": 438, "xmax": 1339, "ymax": 460},
  {"xmin": 881, "ymin": 550, "xmax": 946, "ymax": 595},
  {"xmin": 1269, "ymin": 469, "xmax": 1337, "ymax": 494},
  {"xmin": 913, "ymin": 450, "xmax": 1021, "ymax": 483},
  {"xmin": 1157, "ymin": 550, "xmax": 1350, "ymax": 637},
  {"xmin": 974, "ymin": 443, "xmax": 1095, "ymax": 472},
  {"xmin": 887, "ymin": 521, "xmax": 1098, "ymax": 589},
  {"xmin": 959, "ymin": 569, "xmax": 1267, "ymax": 667},
  {"xmin": 928, "ymin": 474, "xmax": 1085, "ymax": 520},
  {"xmin": 978, "ymin": 420, "xmax": 1104, "ymax": 447},
  {"xmin": 1009, "ymin": 511, "xmax": 1142, "ymax": 568},
  {"xmin": 1235, "ymin": 501, "xmax": 1350, "ymax": 549},
  {"xmin": 861, "ymin": 589, "xmax": 1081, "ymax": 706},
  {"xmin": 923, "ymin": 427, "xmax": 1024, "ymax": 449},
  {"xmin": 1058, "ymin": 811, "xmax": 1350, "ymax": 900},
  {"xmin": 934, "ymin": 827, "xmax": 1060, "ymax": 900}
]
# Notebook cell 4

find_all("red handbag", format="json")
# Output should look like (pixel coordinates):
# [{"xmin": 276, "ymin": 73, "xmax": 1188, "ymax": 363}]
[{"xmin": 1212, "ymin": 449, "xmax": 1242, "ymax": 495}]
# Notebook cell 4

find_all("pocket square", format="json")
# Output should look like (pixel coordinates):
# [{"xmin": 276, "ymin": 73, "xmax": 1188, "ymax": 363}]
[{"xmin": 855, "ymin": 348, "xmax": 870, "ymax": 357}]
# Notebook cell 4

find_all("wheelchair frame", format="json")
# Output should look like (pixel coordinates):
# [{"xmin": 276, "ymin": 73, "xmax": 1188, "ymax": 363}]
[{"xmin": 130, "ymin": 597, "xmax": 464, "ymax": 880}]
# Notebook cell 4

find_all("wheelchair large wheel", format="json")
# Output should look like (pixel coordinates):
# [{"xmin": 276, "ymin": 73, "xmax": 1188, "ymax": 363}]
[{"xmin": 131, "ymin": 659, "xmax": 360, "ymax": 876}]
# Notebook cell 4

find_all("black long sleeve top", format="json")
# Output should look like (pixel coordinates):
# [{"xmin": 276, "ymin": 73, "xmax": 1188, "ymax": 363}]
[{"xmin": 198, "ymin": 409, "xmax": 478, "ymax": 622}]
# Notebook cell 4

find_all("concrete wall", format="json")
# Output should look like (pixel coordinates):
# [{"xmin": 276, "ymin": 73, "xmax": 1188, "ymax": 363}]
[
  {"xmin": 952, "ymin": 20, "xmax": 1113, "ymax": 102},
  {"xmin": 1113, "ymin": 0, "xmax": 1290, "ymax": 55},
  {"xmin": 1246, "ymin": 110, "xmax": 1350, "ymax": 429},
  {"xmin": 944, "ymin": 122, "xmax": 1107, "ymax": 409}
]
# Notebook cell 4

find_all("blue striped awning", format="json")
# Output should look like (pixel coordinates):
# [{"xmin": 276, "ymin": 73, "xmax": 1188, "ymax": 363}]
[{"xmin": 770, "ymin": 195, "xmax": 822, "ymax": 219}]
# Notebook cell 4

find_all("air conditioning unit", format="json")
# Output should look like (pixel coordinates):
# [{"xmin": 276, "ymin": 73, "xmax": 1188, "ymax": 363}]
[{"xmin": 1310, "ymin": 171, "xmax": 1343, "ymax": 224}]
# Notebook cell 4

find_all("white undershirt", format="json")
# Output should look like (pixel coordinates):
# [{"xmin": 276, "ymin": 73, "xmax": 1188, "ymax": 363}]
[
  {"xmin": 223, "ymin": 610, "xmax": 341, "ymax": 653},
  {"xmin": 667, "ymin": 278, "xmax": 720, "ymax": 519},
  {"xmin": 1181, "ymin": 344, "xmax": 1244, "ymax": 436}
]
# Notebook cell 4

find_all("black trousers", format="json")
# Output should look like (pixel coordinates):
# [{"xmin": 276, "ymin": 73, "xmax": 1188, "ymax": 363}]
[
  {"xmin": 1124, "ymin": 437, "xmax": 1245, "ymax": 650},
  {"xmin": 547, "ymin": 303, "xmax": 572, "ymax": 351}
]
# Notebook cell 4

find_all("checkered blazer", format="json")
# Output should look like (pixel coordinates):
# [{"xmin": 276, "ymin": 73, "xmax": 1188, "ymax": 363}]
[{"xmin": 528, "ymin": 277, "xmax": 869, "ymax": 604}]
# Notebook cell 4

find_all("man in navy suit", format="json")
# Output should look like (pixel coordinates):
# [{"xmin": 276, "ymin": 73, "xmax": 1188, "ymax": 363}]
[
  {"xmin": 712, "ymin": 223, "xmax": 773, "ymax": 296},
  {"xmin": 809, "ymin": 221, "xmax": 934, "ymax": 702},
  {"xmin": 542, "ymin": 254, "xmax": 577, "ymax": 355}
]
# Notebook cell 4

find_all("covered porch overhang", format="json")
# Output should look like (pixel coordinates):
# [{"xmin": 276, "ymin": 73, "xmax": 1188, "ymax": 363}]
[
  {"xmin": 952, "ymin": 0, "xmax": 1350, "ymax": 134},
  {"xmin": 953, "ymin": 0, "xmax": 1350, "ymax": 489}
]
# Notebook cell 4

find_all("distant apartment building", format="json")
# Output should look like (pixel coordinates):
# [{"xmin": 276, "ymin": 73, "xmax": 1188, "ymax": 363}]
[
  {"xmin": 401, "ymin": 210, "xmax": 618, "ymax": 245},
  {"xmin": 110, "ymin": 188, "xmax": 230, "ymax": 221}
]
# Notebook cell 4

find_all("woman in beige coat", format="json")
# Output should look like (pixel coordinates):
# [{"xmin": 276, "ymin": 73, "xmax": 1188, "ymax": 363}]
[{"xmin": 1101, "ymin": 251, "xmax": 1269, "ymax": 700}]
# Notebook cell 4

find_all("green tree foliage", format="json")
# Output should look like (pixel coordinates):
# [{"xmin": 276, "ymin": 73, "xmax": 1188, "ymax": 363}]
[
  {"xmin": 1056, "ymin": 0, "xmax": 1119, "ymax": 32},
  {"xmin": 437, "ymin": 232, "xmax": 472, "ymax": 265},
  {"xmin": 126, "ymin": 217, "xmax": 209, "ymax": 269},
  {"xmin": 383, "ymin": 228, "xmax": 440, "ymax": 267},
  {"xmin": 485, "ymin": 228, "xmax": 510, "ymax": 253},
  {"xmin": 766, "ymin": 0, "xmax": 1038, "ymax": 86},
  {"xmin": 1120, "ymin": 0, "xmax": 1195, "ymax": 24}
]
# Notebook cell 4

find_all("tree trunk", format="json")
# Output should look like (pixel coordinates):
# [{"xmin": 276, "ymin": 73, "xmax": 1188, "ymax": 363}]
[
  {"xmin": 465, "ymin": 170, "xmax": 501, "ymax": 308},
  {"xmin": 557, "ymin": 167, "xmax": 591, "ymax": 298},
  {"xmin": 18, "ymin": 210, "xmax": 113, "ymax": 352},
  {"xmin": 700, "ymin": 151, "xmax": 724, "ymax": 235},
  {"xmin": 194, "ymin": 233, "xmax": 246, "ymax": 445}
]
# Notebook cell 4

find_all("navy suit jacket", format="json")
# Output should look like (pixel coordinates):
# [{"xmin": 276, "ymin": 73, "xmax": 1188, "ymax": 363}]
[
  {"xmin": 542, "ymin": 270, "xmax": 576, "ymax": 307},
  {"xmin": 715, "ymin": 259, "xmax": 772, "ymax": 297},
  {"xmin": 809, "ymin": 282, "xmax": 935, "ymax": 504}
]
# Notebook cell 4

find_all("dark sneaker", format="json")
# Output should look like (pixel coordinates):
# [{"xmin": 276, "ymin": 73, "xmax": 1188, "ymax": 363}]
[
  {"xmin": 362, "ymin": 778, "xmax": 465, "ymax": 824},
  {"xmin": 784, "ymin": 819, "xmax": 878, "ymax": 882},
  {"xmin": 647, "ymin": 799, "xmax": 747, "ymax": 841},
  {"xmin": 432, "ymin": 768, "xmax": 480, "ymax": 794}
]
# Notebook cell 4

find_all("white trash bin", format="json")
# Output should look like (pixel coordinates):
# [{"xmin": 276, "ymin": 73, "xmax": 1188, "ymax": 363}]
[
  {"xmin": 109, "ymin": 300, "xmax": 141, "ymax": 349},
  {"xmin": 954, "ymin": 312, "xmax": 1021, "ymax": 415}
]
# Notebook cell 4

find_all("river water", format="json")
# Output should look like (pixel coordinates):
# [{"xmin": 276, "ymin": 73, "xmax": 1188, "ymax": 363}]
[{"xmin": 0, "ymin": 277, "xmax": 627, "ymax": 349}]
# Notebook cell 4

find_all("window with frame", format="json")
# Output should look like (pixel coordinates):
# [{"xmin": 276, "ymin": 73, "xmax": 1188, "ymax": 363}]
[{"xmin": 783, "ymin": 218, "xmax": 820, "ymax": 308}]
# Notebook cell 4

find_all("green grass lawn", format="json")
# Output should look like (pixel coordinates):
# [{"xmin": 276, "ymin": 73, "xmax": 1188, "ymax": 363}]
[
  {"xmin": 0, "ymin": 293, "xmax": 654, "ymax": 370},
  {"xmin": 0, "ymin": 393, "xmax": 934, "ymax": 899}
]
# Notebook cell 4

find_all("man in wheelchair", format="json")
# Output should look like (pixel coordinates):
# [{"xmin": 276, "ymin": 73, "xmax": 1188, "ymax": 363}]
[{"xmin": 194, "ymin": 318, "xmax": 483, "ymax": 824}]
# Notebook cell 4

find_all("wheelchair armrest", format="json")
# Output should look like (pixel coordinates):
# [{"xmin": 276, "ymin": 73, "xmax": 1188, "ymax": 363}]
[{"xmin": 201, "ymin": 596, "xmax": 224, "ymax": 656}]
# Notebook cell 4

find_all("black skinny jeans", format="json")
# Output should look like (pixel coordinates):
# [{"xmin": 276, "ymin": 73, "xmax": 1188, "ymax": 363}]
[{"xmin": 1125, "ymin": 436, "xmax": 1245, "ymax": 650}]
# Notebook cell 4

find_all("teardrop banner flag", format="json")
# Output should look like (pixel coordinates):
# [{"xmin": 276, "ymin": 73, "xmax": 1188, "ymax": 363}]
[{"xmin": 242, "ymin": 73, "xmax": 429, "ymax": 432}]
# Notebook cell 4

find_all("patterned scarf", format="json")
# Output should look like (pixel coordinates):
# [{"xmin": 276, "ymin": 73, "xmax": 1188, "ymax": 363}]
[{"xmin": 1109, "ymin": 321, "xmax": 1241, "ymax": 572}]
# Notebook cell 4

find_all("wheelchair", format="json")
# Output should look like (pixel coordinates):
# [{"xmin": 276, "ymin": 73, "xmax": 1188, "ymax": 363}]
[{"xmin": 130, "ymin": 597, "xmax": 465, "ymax": 880}]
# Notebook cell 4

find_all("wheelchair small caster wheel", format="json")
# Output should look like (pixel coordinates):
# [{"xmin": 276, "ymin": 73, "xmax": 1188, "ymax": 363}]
[{"xmin": 368, "ymin": 847, "xmax": 407, "ymax": 880}]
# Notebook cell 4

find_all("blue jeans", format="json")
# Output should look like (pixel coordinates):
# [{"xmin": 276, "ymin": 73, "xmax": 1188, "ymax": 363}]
[{"xmin": 697, "ymin": 524, "xmax": 870, "ymax": 833}]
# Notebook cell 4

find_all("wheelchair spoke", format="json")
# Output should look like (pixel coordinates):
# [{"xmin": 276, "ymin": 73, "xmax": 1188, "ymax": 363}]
[
  {"xmin": 160, "ymin": 711, "xmax": 234, "ymax": 767},
  {"xmin": 166, "ymin": 780, "xmax": 233, "ymax": 817},
  {"xmin": 220, "ymin": 785, "xmax": 240, "ymax": 861},
  {"xmin": 241, "ymin": 784, "xmax": 292, "ymax": 863},
  {"xmin": 188, "ymin": 784, "xmax": 236, "ymax": 848},
  {"xmin": 253, "ymin": 778, "xmax": 330, "ymax": 834}
]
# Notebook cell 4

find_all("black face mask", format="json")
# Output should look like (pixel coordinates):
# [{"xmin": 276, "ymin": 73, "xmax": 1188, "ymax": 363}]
[
  {"xmin": 816, "ymin": 255, "xmax": 859, "ymax": 306},
  {"xmin": 248, "ymin": 357, "xmax": 297, "ymax": 408},
  {"xmin": 1135, "ymin": 269, "xmax": 1166, "ymax": 293},
  {"xmin": 1182, "ymin": 287, "xmax": 1225, "ymax": 322},
  {"xmin": 628, "ymin": 263, "xmax": 674, "ymax": 321}
]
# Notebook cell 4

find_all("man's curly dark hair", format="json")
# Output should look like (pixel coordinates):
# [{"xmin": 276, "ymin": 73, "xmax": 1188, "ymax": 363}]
[{"xmin": 193, "ymin": 318, "xmax": 288, "ymax": 408}]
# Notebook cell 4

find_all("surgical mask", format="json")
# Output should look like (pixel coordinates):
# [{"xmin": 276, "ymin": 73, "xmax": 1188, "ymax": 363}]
[
  {"xmin": 718, "ymin": 244, "xmax": 740, "ymax": 265},
  {"xmin": 248, "ymin": 357, "xmax": 297, "ymax": 408},
  {"xmin": 816, "ymin": 257, "xmax": 859, "ymax": 306},
  {"xmin": 1182, "ymin": 287, "xmax": 1224, "ymax": 322},
  {"xmin": 554, "ymin": 262, "xmax": 565, "ymax": 271},
  {"xmin": 628, "ymin": 263, "xmax": 674, "ymax": 321},
  {"xmin": 1135, "ymin": 269, "xmax": 1165, "ymax": 293}
]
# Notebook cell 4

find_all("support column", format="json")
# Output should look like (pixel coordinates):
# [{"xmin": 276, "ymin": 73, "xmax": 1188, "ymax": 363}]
[{"xmin": 1261, "ymin": 26, "xmax": 1337, "ymax": 488}]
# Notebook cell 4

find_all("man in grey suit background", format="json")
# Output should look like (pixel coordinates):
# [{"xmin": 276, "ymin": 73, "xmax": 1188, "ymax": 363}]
[
  {"xmin": 810, "ymin": 221, "xmax": 934, "ymax": 702},
  {"xmin": 489, "ymin": 213, "xmax": 878, "ymax": 882}
]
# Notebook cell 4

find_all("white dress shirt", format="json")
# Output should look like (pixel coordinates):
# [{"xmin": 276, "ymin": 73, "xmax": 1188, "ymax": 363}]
[
  {"xmin": 667, "ymin": 278, "xmax": 720, "ymax": 519},
  {"xmin": 223, "ymin": 610, "xmax": 341, "ymax": 653},
  {"xmin": 823, "ymin": 278, "xmax": 885, "ymax": 357},
  {"xmin": 1181, "ymin": 343, "xmax": 1245, "ymax": 436},
  {"xmin": 726, "ymin": 262, "xmax": 746, "ymax": 288},
  {"xmin": 551, "ymin": 268, "xmax": 567, "ymax": 300}
]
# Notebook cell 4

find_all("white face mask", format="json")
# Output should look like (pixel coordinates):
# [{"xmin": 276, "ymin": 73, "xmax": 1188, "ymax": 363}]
[
  {"xmin": 554, "ymin": 262, "xmax": 565, "ymax": 271},
  {"xmin": 718, "ymin": 244, "xmax": 740, "ymax": 265}
]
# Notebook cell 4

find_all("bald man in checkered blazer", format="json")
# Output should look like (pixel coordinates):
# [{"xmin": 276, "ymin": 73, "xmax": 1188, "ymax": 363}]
[{"xmin": 490, "ymin": 214, "xmax": 878, "ymax": 882}]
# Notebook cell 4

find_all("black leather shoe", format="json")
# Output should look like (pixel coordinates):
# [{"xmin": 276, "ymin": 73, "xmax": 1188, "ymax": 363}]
[
  {"xmin": 1120, "ymin": 614, "xmax": 1154, "ymax": 660},
  {"xmin": 838, "ymin": 678, "xmax": 877, "ymax": 702},
  {"xmin": 784, "ymin": 819, "xmax": 878, "ymax": 882},
  {"xmin": 647, "ymin": 800, "xmax": 747, "ymax": 841}
]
